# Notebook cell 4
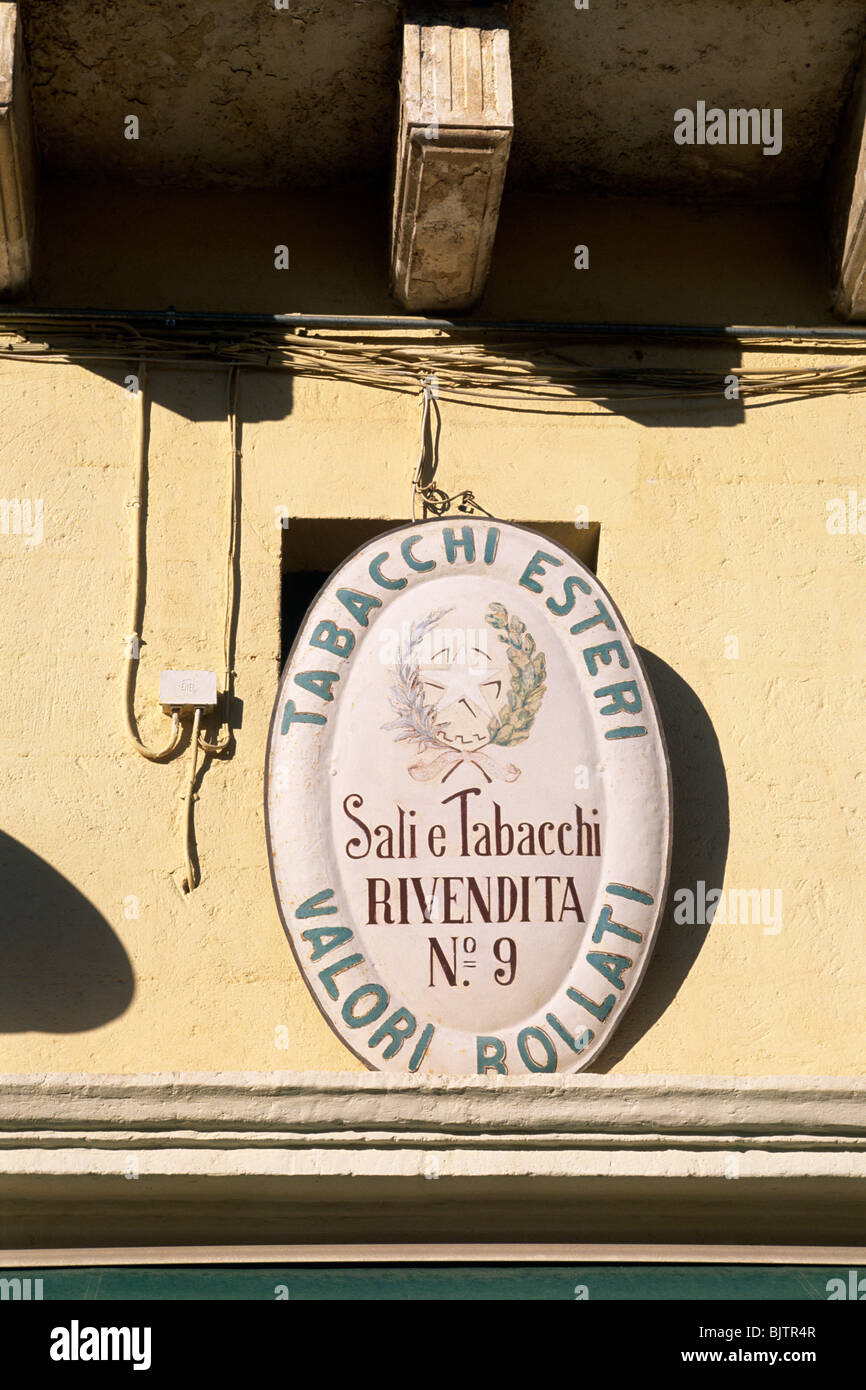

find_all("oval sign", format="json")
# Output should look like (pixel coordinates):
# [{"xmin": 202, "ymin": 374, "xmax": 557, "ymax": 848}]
[{"xmin": 266, "ymin": 519, "xmax": 671, "ymax": 1075}]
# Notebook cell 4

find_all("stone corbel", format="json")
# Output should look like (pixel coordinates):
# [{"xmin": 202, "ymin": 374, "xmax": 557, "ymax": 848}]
[
  {"xmin": 0, "ymin": 2, "xmax": 36, "ymax": 297},
  {"xmin": 828, "ymin": 45, "xmax": 866, "ymax": 318},
  {"xmin": 391, "ymin": 5, "xmax": 513, "ymax": 312}
]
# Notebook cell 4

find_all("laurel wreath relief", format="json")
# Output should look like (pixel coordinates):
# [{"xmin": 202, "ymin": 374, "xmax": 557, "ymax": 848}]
[
  {"xmin": 383, "ymin": 602, "xmax": 547, "ymax": 780},
  {"xmin": 484, "ymin": 602, "xmax": 547, "ymax": 748}
]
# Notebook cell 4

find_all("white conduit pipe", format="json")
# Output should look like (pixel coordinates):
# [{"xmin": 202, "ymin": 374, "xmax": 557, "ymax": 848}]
[
  {"xmin": 197, "ymin": 365, "xmax": 238, "ymax": 756},
  {"xmin": 121, "ymin": 362, "xmax": 238, "ymax": 889},
  {"xmin": 182, "ymin": 707, "xmax": 203, "ymax": 893},
  {"xmin": 122, "ymin": 361, "xmax": 183, "ymax": 761}
]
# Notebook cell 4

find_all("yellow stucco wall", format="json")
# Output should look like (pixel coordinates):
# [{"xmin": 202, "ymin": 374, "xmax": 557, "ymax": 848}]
[{"xmin": 0, "ymin": 190, "xmax": 863, "ymax": 1075}]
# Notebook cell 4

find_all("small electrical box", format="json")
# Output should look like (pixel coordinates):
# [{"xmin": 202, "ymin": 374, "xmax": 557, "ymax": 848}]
[{"xmin": 159, "ymin": 670, "xmax": 218, "ymax": 715}]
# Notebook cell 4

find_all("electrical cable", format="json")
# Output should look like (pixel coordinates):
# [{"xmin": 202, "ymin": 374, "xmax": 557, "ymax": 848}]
[
  {"xmin": 7, "ymin": 317, "xmax": 866, "ymax": 410},
  {"xmin": 120, "ymin": 360, "xmax": 238, "ymax": 888},
  {"xmin": 182, "ymin": 706, "xmax": 203, "ymax": 892},
  {"xmin": 122, "ymin": 360, "xmax": 183, "ymax": 761},
  {"xmin": 197, "ymin": 366, "xmax": 238, "ymax": 755}
]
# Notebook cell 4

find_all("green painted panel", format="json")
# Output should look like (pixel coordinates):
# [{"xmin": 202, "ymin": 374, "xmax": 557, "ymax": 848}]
[{"xmin": 0, "ymin": 1263, "xmax": 858, "ymax": 1301}]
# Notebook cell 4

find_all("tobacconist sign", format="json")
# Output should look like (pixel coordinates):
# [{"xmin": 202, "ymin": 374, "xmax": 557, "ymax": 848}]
[{"xmin": 266, "ymin": 519, "xmax": 671, "ymax": 1075}]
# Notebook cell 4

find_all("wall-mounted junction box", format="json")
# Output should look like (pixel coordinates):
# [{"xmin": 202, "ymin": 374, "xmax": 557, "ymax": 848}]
[{"xmin": 159, "ymin": 670, "xmax": 218, "ymax": 715}]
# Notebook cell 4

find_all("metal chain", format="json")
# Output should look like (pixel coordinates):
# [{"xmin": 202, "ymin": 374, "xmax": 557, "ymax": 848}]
[{"xmin": 411, "ymin": 376, "xmax": 496, "ymax": 522}]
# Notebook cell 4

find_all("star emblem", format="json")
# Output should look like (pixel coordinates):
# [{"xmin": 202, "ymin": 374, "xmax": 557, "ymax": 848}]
[{"xmin": 420, "ymin": 640, "xmax": 502, "ymax": 719}]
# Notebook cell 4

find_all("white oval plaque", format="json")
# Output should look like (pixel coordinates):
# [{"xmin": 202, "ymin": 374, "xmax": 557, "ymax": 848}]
[{"xmin": 266, "ymin": 519, "xmax": 671, "ymax": 1075}]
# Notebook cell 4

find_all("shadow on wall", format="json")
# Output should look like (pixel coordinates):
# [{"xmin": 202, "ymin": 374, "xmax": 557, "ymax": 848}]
[
  {"xmin": 0, "ymin": 832, "xmax": 134, "ymax": 1032},
  {"xmin": 144, "ymin": 363, "xmax": 294, "ymax": 424},
  {"xmin": 590, "ymin": 650, "xmax": 730, "ymax": 1072},
  {"xmin": 73, "ymin": 362, "xmax": 295, "ymax": 425},
  {"xmin": 594, "ymin": 371, "xmax": 745, "ymax": 428}
]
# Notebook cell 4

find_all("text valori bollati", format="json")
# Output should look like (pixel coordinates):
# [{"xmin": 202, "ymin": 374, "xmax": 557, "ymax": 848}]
[
  {"xmin": 294, "ymin": 879, "xmax": 654, "ymax": 1073},
  {"xmin": 267, "ymin": 519, "xmax": 671, "ymax": 1075}
]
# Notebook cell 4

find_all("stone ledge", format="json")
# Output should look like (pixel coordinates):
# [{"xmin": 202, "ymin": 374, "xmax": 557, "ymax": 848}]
[
  {"xmin": 0, "ymin": 1072, "xmax": 863, "ymax": 1145},
  {"xmin": 4, "ymin": 1242, "xmax": 865, "ymax": 1267},
  {"xmin": 1, "ymin": 1074, "xmax": 863, "ymax": 1247}
]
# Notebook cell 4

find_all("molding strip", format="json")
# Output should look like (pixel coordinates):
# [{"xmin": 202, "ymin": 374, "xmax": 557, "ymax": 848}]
[
  {"xmin": 0, "ymin": 1072, "xmax": 863, "ymax": 1148},
  {"xmin": 1, "ymin": 1073, "xmax": 864, "ymax": 1247},
  {"xmin": 3, "ymin": 1243, "xmax": 866, "ymax": 1268}
]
